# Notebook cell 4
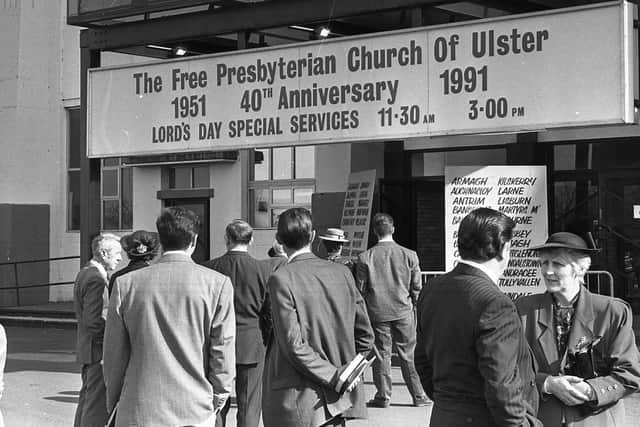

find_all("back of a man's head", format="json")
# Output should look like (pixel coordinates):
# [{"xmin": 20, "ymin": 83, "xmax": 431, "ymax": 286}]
[
  {"xmin": 457, "ymin": 207, "xmax": 515, "ymax": 262},
  {"xmin": 372, "ymin": 213, "xmax": 394, "ymax": 238},
  {"xmin": 225, "ymin": 219, "xmax": 253, "ymax": 245},
  {"xmin": 276, "ymin": 207, "xmax": 313, "ymax": 251},
  {"xmin": 156, "ymin": 207, "xmax": 200, "ymax": 251}
]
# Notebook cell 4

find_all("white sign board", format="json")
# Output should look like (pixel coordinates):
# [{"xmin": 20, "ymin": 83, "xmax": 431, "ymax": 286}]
[
  {"xmin": 634, "ymin": 205, "xmax": 640, "ymax": 219},
  {"xmin": 89, "ymin": 2, "xmax": 633, "ymax": 157},
  {"xmin": 445, "ymin": 165, "xmax": 548, "ymax": 298},
  {"xmin": 340, "ymin": 170, "xmax": 376, "ymax": 258}
]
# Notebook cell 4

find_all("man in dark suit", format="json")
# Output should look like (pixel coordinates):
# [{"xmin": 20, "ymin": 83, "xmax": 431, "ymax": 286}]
[
  {"xmin": 104, "ymin": 207, "xmax": 236, "ymax": 426},
  {"xmin": 415, "ymin": 208, "xmax": 541, "ymax": 427},
  {"xmin": 73, "ymin": 233, "xmax": 122, "ymax": 427},
  {"xmin": 203, "ymin": 219, "xmax": 272, "ymax": 427},
  {"xmin": 263, "ymin": 208, "xmax": 375, "ymax": 427}
]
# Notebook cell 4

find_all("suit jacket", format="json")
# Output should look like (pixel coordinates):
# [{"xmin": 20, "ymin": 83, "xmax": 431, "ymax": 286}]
[
  {"xmin": 355, "ymin": 241, "xmax": 421, "ymax": 323},
  {"xmin": 415, "ymin": 263, "xmax": 540, "ymax": 427},
  {"xmin": 203, "ymin": 251, "xmax": 271, "ymax": 364},
  {"xmin": 516, "ymin": 287, "xmax": 640, "ymax": 427},
  {"xmin": 103, "ymin": 252, "xmax": 236, "ymax": 427},
  {"xmin": 74, "ymin": 261, "xmax": 108, "ymax": 365},
  {"xmin": 108, "ymin": 259, "xmax": 150, "ymax": 296},
  {"xmin": 263, "ymin": 252, "xmax": 375, "ymax": 427}
]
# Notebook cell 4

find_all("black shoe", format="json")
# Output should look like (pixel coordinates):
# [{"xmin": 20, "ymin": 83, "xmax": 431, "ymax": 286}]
[
  {"xmin": 367, "ymin": 397, "xmax": 390, "ymax": 408},
  {"xmin": 413, "ymin": 396, "xmax": 432, "ymax": 407}
]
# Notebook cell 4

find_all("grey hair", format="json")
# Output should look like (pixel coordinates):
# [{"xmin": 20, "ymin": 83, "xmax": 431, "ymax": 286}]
[{"xmin": 91, "ymin": 233, "xmax": 121, "ymax": 258}]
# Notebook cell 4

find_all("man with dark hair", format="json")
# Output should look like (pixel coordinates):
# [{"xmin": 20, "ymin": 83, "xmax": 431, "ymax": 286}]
[
  {"xmin": 262, "ymin": 208, "xmax": 375, "ymax": 427},
  {"xmin": 355, "ymin": 213, "xmax": 429, "ymax": 408},
  {"xmin": 74, "ymin": 233, "xmax": 122, "ymax": 427},
  {"xmin": 104, "ymin": 207, "xmax": 236, "ymax": 427},
  {"xmin": 203, "ymin": 219, "xmax": 272, "ymax": 427},
  {"xmin": 415, "ymin": 207, "xmax": 541, "ymax": 427}
]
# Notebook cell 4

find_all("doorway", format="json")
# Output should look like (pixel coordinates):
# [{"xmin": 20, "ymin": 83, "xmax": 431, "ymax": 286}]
[
  {"xmin": 163, "ymin": 198, "xmax": 210, "ymax": 264},
  {"xmin": 597, "ymin": 172, "xmax": 640, "ymax": 300}
]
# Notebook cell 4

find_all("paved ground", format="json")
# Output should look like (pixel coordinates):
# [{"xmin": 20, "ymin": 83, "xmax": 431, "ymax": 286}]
[{"xmin": 1, "ymin": 325, "xmax": 639, "ymax": 426}]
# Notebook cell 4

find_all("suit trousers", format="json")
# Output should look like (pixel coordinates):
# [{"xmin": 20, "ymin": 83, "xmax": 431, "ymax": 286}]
[
  {"xmin": 74, "ymin": 362, "xmax": 108, "ymax": 427},
  {"xmin": 235, "ymin": 357, "xmax": 264, "ymax": 427},
  {"xmin": 371, "ymin": 313, "xmax": 425, "ymax": 402}
]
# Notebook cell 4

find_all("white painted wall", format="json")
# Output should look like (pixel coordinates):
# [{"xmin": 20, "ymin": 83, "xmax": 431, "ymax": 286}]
[{"xmin": 210, "ymin": 161, "xmax": 243, "ymax": 258}]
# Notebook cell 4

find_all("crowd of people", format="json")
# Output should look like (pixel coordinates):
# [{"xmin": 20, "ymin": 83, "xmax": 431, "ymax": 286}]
[{"xmin": 70, "ymin": 206, "xmax": 640, "ymax": 427}]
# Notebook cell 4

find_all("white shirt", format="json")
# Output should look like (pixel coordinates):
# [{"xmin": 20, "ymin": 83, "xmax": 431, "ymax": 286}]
[
  {"xmin": 457, "ymin": 259, "xmax": 500, "ymax": 286},
  {"xmin": 287, "ymin": 246, "xmax": 312, "ymax": 262}
]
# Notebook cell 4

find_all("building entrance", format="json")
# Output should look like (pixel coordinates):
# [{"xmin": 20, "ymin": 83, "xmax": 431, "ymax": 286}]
[
  {"xmin": 163, "ymin": 198, "xmax": 210, "ymax": 264},
  {"xmin": 597, "ymin": 172, "xmax": 640, "ymax": 301}
]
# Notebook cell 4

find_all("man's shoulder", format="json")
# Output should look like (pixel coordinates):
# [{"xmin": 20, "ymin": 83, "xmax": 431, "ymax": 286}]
[
  {"xmin": 514, "ymin": 293, "xmax": 545, "ymax": 312},
  {"xmin": 75, "ymin": 264, "xmax": 104, "ymax": 284}
]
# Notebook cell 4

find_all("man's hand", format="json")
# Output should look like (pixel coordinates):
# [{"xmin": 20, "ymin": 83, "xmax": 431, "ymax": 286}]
[{"xmin": 545, "ymin": 375, "xmax": 591, "ymax": 406}]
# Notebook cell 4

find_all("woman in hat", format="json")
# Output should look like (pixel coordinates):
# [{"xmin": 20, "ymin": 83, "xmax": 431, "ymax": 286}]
[
  {"xmin": 108, "ymin": 230, "xmax": 160, "ymax": 295},
  {"xmin": 515, "ymin": 232, "xmax": 640, "ymax": 426}
]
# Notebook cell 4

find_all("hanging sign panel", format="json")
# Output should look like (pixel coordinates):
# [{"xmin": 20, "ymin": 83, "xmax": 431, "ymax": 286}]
[
  {"xmin": 88, "ymin": 1, "xmax": 633, "ymax": 157},
  {"xmin": 340, "ymin": 169, "xmax": 376, "ymax": 258},
  {"xmin": 444, "ymin": 165, "xmax": 548, "ymax": 298}
]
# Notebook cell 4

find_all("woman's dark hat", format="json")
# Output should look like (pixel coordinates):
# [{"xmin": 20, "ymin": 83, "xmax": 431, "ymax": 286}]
[
  {"xmin": 530, "ymin": 232, "xmax": 600, "ymax": 254},
  {"xmin": 121, "ymin": 230, "xmax": 160, "ymax": 258}
]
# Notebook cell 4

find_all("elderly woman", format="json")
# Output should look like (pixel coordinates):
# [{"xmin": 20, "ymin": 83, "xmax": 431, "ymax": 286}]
[
  {"xmin": 108, "ymin": 230, "xmax": 159, "ymax": 295},
  {"xmin": 516, "ymin": 232, "xmax": 640, "ymax": 426}
]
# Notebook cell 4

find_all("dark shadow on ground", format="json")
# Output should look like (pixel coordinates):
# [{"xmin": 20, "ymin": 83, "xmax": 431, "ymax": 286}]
[
  {"xmin": 5, "ymin": 359, "xmax": 80, "ymax": 374},
  {"xmin": 44, "ymin": 396, "xmax": 79, "ymax": 404}
]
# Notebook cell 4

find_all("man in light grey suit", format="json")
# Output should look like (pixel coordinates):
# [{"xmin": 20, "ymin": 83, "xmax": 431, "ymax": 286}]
[
  {"xmin": 73, "ymin": 233, "xmax": 122, "ymax": 427},
  {"xmin": 104, "ymin": 207, "xmax": 236, "ymax": 427}
]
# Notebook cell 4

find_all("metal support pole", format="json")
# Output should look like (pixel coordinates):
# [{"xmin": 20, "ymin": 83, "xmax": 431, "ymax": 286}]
[
  {"xmin": 13, "ymin": 262, "xmax": 20, "ymax": 307},
  {"xmin": 80, "ymin": 46, "xmax": 102, "ymax": 264}
]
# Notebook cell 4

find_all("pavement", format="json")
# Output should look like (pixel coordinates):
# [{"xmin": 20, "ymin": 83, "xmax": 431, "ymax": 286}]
[
  {"xmin": 1, "ymin": 324, "xmax": 639, "ymax": 427},
  {"xmin": 0, "ymin": 325, "xmax": 432, "ymax": 427}
]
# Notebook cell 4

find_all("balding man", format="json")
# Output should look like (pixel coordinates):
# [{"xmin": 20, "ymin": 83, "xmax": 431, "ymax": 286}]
[
  {"xmin": 203, "ymin": 219, "xmax": 272, "ymax": 427},
  {"xmin": 74, "ymin": 233, "xmax": 122, "ymax": 427}
]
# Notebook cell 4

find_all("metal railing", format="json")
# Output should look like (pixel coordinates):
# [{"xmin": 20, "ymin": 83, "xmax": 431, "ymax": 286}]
[
  {"xmin": 0, "ymin": 256, "xmax": 80, "ymax": 306},
  {"xmin": 584, "ymin": 270, "xmax": 615, "ymax": 297},
  {"xmin": 421, "ymin": 269, "xmax": 615, "ymax": 297}
]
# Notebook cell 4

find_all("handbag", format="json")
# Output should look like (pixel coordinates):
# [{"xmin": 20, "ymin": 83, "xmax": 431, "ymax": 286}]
[{"xmin": 564, "ymin": 336, "xmax": 602, "ymax": 379}]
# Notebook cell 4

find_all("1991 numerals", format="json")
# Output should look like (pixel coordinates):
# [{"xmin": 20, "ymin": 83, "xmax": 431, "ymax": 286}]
[{"xmin": 440, "ymin": 66, "xmax": 487, "ymax": 95}]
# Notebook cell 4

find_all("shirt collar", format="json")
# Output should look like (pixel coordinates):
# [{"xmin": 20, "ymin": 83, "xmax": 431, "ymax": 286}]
[
  {"xmin": 288, "ymin": 246, "xmax": 312, "ymax": 262},
  {"xmin": 458, "ymin": 259, "xmax": 500, "ymax": 285},
  {"xmin": 89, "ymin": 259, "xmax": 108, "ymax": 280},
  {"xmin": 162, "ymin": 250, "xmax": 192, "ymax": 257}
]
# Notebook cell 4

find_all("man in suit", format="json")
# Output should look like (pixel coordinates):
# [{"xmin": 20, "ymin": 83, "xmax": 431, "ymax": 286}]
[
  {"xmin": 355, "ymin": 213, "xmax": 429, "ymax": 408},
  {"xmin": 73, "ymin": 233, "xmax": 122, "ymax": 427},
  {"xmin": 415, "ymin": 207, "xmax": 540, "ymax": 427},
  {"xmin": 203, "ymin": 219, "xmax": 271, "ymax": 427},
  {"xmin": 263, "ymin": 207, "xmax": 375, "ymax": 427},
  {"xmin": 104, "ymin": 207, "xmax": 236, "ymax": 427}
]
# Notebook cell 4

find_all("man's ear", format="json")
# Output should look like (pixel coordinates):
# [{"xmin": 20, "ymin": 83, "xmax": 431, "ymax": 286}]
[{"xmin": 497, "ymin": 240, "xmax": 511, "ymax": 261}]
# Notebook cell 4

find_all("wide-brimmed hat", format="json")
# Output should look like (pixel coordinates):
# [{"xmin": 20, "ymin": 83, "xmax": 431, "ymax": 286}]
[
  {"xmin": 530, "ymin": 232, "xmax": 600, "ymax": 254},
  {"xmin": 121, "ymin": 230, "xmax": 160, "ymax": 259},
  {"xmin": 318, "ymin": 228, "xmax": 349, "ymax": 243}
]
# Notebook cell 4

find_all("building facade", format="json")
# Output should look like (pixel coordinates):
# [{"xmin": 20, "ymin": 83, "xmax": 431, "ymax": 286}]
[{"xmin": 1, "ymin": 1, "xmax": 640, "ymax": 309}]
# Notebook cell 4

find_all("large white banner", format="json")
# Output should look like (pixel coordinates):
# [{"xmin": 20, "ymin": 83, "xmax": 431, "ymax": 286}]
[
  {"xmin": 89, "ymin": 2, "xmax": 633, "ymax": 157},
  {"xmin": 445, "ymin": 165, "xmax": 548, "ymax": 298}
]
